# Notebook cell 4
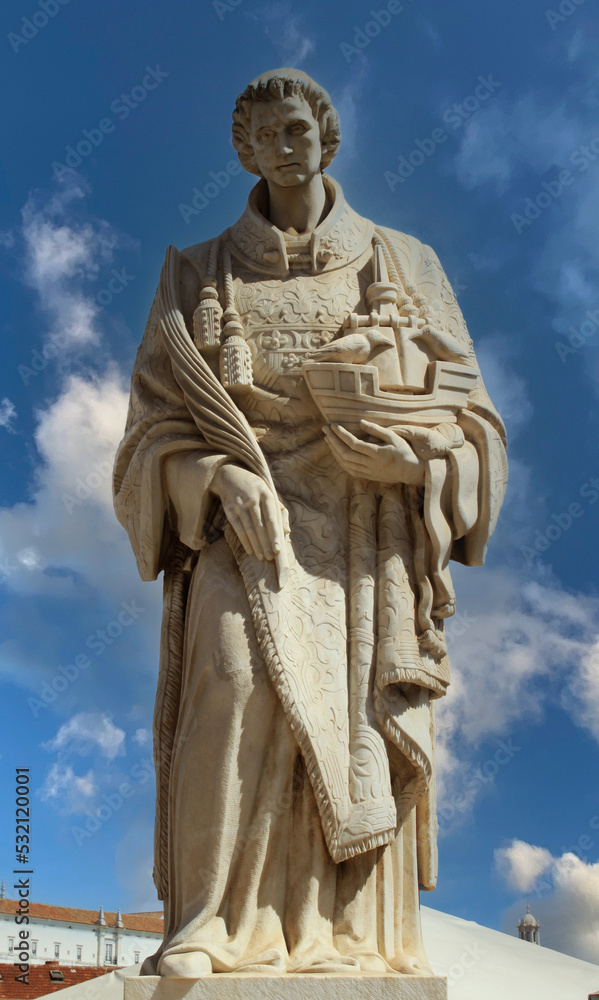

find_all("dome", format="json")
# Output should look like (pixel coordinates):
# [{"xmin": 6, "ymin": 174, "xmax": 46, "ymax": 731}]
[{"xmin": 518, "ymin": 905, "xmax": 539, "ymax": 929}]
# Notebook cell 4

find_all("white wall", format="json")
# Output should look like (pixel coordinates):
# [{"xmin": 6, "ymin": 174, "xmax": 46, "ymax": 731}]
[{"xmin": 0, "ymin": 913, "xmax": 161, "ymax": 968}]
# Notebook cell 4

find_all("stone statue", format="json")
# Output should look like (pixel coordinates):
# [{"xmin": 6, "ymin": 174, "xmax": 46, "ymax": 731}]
[{"xmin": 114, "ymin": 68, "xmax": 507, "ymax": 982}]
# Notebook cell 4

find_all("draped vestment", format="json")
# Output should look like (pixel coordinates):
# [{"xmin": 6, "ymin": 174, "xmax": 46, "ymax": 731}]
[{"xmin": 114, "ymin": 177, "xmax": 507, "ymax": 974}]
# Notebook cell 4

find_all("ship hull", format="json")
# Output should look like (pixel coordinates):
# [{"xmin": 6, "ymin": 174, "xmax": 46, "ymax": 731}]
[{"xmin": 302, "ymin": 360, "xmax": 479, "ymax": 429}]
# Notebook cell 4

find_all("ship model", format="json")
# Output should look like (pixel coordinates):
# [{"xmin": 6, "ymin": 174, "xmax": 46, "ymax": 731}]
[{"xmin": 302, "ymin": 243, "xmax": 479, "ymax": 432}]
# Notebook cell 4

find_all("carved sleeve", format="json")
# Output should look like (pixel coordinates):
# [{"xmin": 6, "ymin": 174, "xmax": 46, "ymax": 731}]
[{"xmin": 413, "ymin": 240, "xmax": 508, "ymax": 565}]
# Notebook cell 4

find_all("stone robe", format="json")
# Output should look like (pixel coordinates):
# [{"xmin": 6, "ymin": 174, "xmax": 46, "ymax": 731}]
[{"xmin": 113, "ymin": 176, "xmax": 507, "ymax": 975}]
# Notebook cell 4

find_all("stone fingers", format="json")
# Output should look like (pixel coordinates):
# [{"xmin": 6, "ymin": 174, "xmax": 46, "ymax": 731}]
[
  {"xmin": 251, "ymin": 502, "xmax": 275, "ymax": 562},
  {"xmin": 360, "ymin": 420, "xmax": 401, "ymax": 446},
  {"xmin": 225, "ymin": 504, "xmax": 260, "ymax": 560},
  {"xmin": 260, "ymin": 493, "xmax": 283, "ymax": 558},
  {"xmin": 324, "ymin": 430, "xmax": 376, "ymax": 477},
  {"xmin": 328, "ymin": 423, "xmax": 381, "ymax": 457},
  {"xmin": 226, "ymin": 492, "xmax": 283, "ymax": 563}
]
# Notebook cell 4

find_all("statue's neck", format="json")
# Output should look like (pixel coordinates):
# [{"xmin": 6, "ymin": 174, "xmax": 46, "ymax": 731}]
[{"xmin": 265, "ymin": 174, "xmax": 328, "ymax": 236}]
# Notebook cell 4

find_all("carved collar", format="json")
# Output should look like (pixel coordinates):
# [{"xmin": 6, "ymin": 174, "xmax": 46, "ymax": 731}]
[{"xmin": 224, "ymin": 175, "xmax": 373, "ymax": 276}]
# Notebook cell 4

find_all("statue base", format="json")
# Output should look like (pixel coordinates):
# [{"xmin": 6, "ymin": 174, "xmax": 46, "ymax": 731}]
[{"xmin": 124, "ymin": 974, "xmax": 447, "ymax": 1000}]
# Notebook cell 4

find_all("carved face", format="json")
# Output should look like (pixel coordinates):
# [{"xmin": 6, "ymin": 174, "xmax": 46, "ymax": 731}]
[{"xmin": 249, "ymin": 95, "xmax": 323, "ymax": 188}]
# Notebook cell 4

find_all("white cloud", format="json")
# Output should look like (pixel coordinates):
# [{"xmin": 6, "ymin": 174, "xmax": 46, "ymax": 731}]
[
  {"xmin": 331, "ymin": 61, "xmax": 370, "ymax": 167},
  {"xmin": 450, "ymin": 78, "xmax": 599, "ymax": 388},
  {"xmin": 436, "ymin": 572, "xmax": 599, "ymax": 829},
  {"xmin": 16, "ymin": 548, "xmax": 41, "ymax": 569},
  {"xmin": 0, "ymin": 370, "xmax": 143, "ymax": 601},
  {"xmin": 475, "ymin": 337, "xmax": 534, "ymax": 438},
  {"xmin": 17, "ymin": 178, "xmax": 132, "ymax": 354},
  {"xmin": 562, "ymin": 637, "xmax": 599, "ymax": 742},
  {"xmin": 40, "ymin": 762, "xmax": 96, "ymax": 814},
  {"xmin": 495, "ymin": 839, "xmax": 554, "ymax": 893},
  {"xmin": 0, "ymin": 398, "xmax": 17, "ymax": 431},
  {"xmin": 452, "ymin": 96, "xmax": 584, "ymax": 194},
  {"xmin": 35, "ymin": 370, "xmax": 128, "ymax": 514},
  {"xmin": 43, "ymin": 712, "xmax": 126, "ymax": 760},
  {"xmin": 497, "ymin": 841, "xmax": 599, "ymax": 963},
  {"xmin": 433, "ymin": 355, "xmax": 599, "ymax": 822},
  {"xmin": 132, "ymin": 728, "xmax": 151, "ymax": 747},
  {"xmin": 440, "ymin": 576, "xmax": 599, "ymax": 742},
  {"xmin": 0, "ymin": 183, "xmax": 159, "ymax": 719}
]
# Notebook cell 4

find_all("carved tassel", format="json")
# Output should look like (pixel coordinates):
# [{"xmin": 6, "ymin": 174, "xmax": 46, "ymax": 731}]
[
  {"xmin": 220, "ymin": 312, "xmax": 253, "ymax": 392},
  {"xmin": 219, "ymin": 248, "xmax": 253, "ymax": 392},
  {"xmin": 193, "ymin": 284, "xmax": 222, "ymax": 351},
  {"xmin": 193, "ymin": 237, "xmax": 222, "ymax": 353}
]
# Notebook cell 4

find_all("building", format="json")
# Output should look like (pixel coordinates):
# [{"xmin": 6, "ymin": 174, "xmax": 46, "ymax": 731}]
[
  {"xmin": 517, "ymin": 904, "xmax": 540, "ymax": 944},
  {"xmin": 0, "ymin": 901, "xmax": 162, "ymax": 970}
]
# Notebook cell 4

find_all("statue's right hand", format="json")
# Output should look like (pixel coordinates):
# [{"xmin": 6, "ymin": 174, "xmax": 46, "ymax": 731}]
[{"xmin": 210, "ymin": 464, "xmax": 283, "ymax": 564}]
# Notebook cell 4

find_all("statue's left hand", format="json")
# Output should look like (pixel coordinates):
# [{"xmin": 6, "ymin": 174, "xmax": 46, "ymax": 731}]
[{"xmin": 323, "ymin": 420, "xmax": 425, "ymax": 485}]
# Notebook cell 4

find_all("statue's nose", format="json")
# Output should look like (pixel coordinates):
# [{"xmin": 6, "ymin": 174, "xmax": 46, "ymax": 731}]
[{"xmin": 276, "ymin": 133, "xmax": 293, "ymax": 155}]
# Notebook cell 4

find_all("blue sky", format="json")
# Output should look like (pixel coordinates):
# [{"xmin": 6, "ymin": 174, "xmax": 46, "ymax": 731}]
[{"xmin": 1, "ymin": 0, "xmax": 599, "ymax": 968}]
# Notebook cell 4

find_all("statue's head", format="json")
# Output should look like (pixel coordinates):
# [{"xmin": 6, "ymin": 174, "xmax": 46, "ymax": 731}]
[{"xmin": 232, "ymin": 69, "xmax": 341, "ymax": 187}]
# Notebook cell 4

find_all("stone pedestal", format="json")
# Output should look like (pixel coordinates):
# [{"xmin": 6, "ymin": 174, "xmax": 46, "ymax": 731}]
[{"xmin": 125, "ymin": 974, "xmax": 447, "ymax": 1000}]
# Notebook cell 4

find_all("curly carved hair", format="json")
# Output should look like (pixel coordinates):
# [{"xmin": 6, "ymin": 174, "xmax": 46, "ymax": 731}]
[{"xmin": 232, "ymin": 69, "xmax": 341, "ymax": 177}]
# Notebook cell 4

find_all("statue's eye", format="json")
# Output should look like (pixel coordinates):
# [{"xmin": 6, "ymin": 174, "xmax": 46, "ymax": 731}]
[
  {"xmin": 258, "ymin": 129, "xmax": 275, "ymax": 141},
  {"xmin": 289, "ymin": 124, "xmax": 307, "ymax": 135}
]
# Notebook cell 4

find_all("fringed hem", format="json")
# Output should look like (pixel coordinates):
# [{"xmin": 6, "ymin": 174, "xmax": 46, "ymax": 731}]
[
  {"xmin": 378, "ymin": 667, "xmax": 448, "ymax": 697},
  {"xmin": 227, "ymin": 524, "xmax": 398, "ymax": 865},
  {"xmin": 153, "ymin": 540, "xmax": 189, "ymax": 900},
  {"xmin": 333, "ymin": 827, "xmax": 397, "ymax": 862}
]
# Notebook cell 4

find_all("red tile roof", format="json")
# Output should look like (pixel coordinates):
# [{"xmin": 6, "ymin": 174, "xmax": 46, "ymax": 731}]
[
  {"xmin": 0, "ymin": 963, "xmax": 108, "ymax": 999},
  {"xmin": 0, "ymin": 902, "xmax": 162, "ymax": 934}
]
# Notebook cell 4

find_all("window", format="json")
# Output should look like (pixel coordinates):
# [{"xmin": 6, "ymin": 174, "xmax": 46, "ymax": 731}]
[
  {"xmin": 54, "ymin": 943, "xmax": 60, "ymax": 959},
  {"xmin": 134, "ymin": 952, "xmax": 140, "ymax": 964},
  {"xmin": 8, "ymin": 938, "xmax": 14, "ymax": 955},
  {"xmin": 105, "ymin": 942, "xmax": 113, "ymax": 964},
  {"xmin": 76, "ymin": 946, "xmax": 82, "ymax": 961},
  {"xmin": 31, "ymin": 941, "xmax": 37, "ymax": 957},
  {"xmin": 49, "ymin": 971, "xmax": 64, "ymax": 982}
]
